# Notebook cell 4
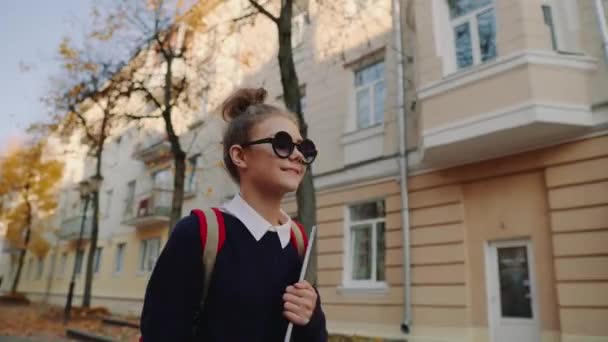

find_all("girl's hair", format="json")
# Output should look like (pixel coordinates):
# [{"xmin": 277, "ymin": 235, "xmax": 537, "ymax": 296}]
[{"xmin": 221, "ymin": 87, "xmax": 300, "ymax": 182}]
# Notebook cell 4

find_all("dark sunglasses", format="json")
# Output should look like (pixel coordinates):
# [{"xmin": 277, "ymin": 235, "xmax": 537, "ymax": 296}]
[{"xmin": 241, "ymin": 131, "xmax": 318, "ymax": 164}]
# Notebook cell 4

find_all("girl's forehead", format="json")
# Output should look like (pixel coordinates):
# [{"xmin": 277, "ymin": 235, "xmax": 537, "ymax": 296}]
[{"xmin": 254, "ymin": 116, "xmax": 301, "ymax": 138}]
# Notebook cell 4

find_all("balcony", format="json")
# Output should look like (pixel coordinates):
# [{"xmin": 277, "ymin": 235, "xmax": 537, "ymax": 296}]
[
  {"xmin": 133, "ymin": 136, "xmax": 172, "ymax": 166},
  {"xmin": 122, "ymin": 189, "xmax": 172, "ymax": 228},
  {"xmin": 58, "ymin": 215, "xmax": 93, "ymax": 241},
  {"xmin": 417, "ymin": 50, "xmax": 601, "ymax": 167}
]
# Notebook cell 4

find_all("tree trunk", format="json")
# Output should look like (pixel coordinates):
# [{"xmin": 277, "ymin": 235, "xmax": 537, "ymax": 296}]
[
  {"xmin": 163, "ymin": 56, "xmax": 187, "ymax": 231},
  {"xmin": 82, "ymin": 135, "xmax": 105, "ymax": 307},
  {"xmin": 276, "ymin": 2, "xmax": 318, "ymax": 282},
  {"xmin": 11, "ymin": 193, "xmax": 33, "ymax": 294}
]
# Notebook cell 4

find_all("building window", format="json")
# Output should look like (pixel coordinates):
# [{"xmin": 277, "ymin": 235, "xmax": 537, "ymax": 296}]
[
  {"xmin": 345, "ymin": 200, "xmax": 386, "ymax": 286},
  {"xmin": 541, "ymin": 4, "xmax": 558, "ymax": 50},
  {"xmin": 59, "ymin": 253, "xmax": 67, "ymax": 278},
  {"xmin": 354, "ymin": 61, "xmax": 385, "ymax": 129},
  {"xmin": 448, "ymin": 0, "xmax": 496, "ymax": 69},
  {"xmin": 36, "ymin": 257, "xmax": 44, "ymax": 280},
  {"xmin": 48, "ymin": 253, "xmax": 56, "ymax": 277},
  {"xmin": 93, "ymin": 247, "xmax": 103, "ymax": 274},
  {"xmin": 153, "ymin": 169, "xmax": 172, "ymax": 190},
  {"xmin": 103, "ymin": 189, "xmax": 113, "ymax": 218},
  {"xmin": 124, "ymin": 180, "xmax": 136, "ymax": 219},
  {"xmin": 291, "ymin": 0, "xmax": 309, "ymax": 48},
  {"xmin": 75, "ymin": 250, "xmax": 84, "ymax": 276},
  {"xmin": 185, "ymin": 155, "xmax": 200, "ymax": 194},
  {"xmin": 27, "ymin": 258, "xmax": 33, "ymax": 279},
  {"xmin": 115, "ymin": 243, "xmax": 126, "ymax": 274},
  {"xmin": 139, "ymin": 238, "xmax": 161, "ymax": 273}
]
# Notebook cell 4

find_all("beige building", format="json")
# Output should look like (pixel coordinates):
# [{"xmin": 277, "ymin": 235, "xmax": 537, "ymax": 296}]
[{"xmin": 1, "ymin": 0, "xmax": 607, "ymax": 341}]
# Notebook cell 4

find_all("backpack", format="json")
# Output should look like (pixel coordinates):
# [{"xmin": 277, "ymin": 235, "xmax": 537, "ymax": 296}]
[{"xmin": 190, "ymin": 208, "xmax": 308, "ymax": 335}]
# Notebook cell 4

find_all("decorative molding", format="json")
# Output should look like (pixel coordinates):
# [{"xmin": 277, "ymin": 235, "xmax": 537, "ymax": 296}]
[
  {"xmin": 418, "ymin": 50, "xmax": 597, "ymax": 100},
  {"xmin": 313, "ymin": 157, "xmax": 400, "ymax": 191},
  {"xmin": 340, "ymin": 124, "xmax": 384, "ymax": 145}
]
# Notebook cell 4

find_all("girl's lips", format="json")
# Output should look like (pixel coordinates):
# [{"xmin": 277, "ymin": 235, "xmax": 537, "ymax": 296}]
[{"xmin": 281, "ymin": 167, "xmax": 301, "ymax": 175}]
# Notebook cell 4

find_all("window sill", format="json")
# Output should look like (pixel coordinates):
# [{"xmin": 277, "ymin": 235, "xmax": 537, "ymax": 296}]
[
  {"xmin": 341, "ymin": 123, "xmax": 384, "ymax": 145},
  {"xmin": 337, "ymin": 283, "xmax": 389, "ymax": 296}
]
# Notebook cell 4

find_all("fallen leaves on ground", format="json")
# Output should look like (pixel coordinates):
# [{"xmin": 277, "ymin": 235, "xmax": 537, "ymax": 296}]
[{"xmin": 0, "ymin": 303, "xmax": 140, "ymax": 341}]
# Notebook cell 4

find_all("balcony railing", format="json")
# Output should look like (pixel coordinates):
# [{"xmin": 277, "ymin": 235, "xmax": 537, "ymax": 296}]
[
  {"xmin": 58, "ymin": 215, "xmax": 93, "ymax": 241},
  {"xmin": 122, "ymin": 188, "xmax": 172, "ymax": 228}
]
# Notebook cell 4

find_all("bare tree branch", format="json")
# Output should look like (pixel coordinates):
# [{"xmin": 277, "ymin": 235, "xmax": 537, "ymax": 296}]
[
  {"xmin": 233, "ymin": 10, "xmax": 259, "ymax": 23},
  {"xmin": 70, "ymin": 106, "xmax": 97, "ymax": 144},
  {"xmin": 248, "ymin": 0, "xmax": 279, "ymax": 23},
  {"xmin": 123, "ymin": 113, "xmax": 162, "ymax": 120}
]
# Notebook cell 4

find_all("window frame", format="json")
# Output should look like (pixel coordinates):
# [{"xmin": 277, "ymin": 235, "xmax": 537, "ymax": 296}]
[
  {"xmin": 124, "ymin": 180, "xmax": 136, "ymax": 219},
  {"xmin": 342, "ymin": 199, "xmax": 388, "ymax": 289},
  {"xmin": 36, "ymin": 257, "xmax": 44, "ymax": 280},
  {"xmin": 93, "ymin": 247, "xmax": 103, "ymax": 275},
  {"xmin": 138, "ymin": 238, "xmax": 161, "ymax": 274},
  {"xmin": 448, "ymin": 0, "xmax": 496, "ymax": 70},
  {"xmin": 75, "ymin": 250, "xmax": 84, "ymax": 276},
  {"xmin": 114, "ymin": 242, "xmax": 126, "ymax": 275},
  {"xmin": 353, "ymin": 60, "xmax": 386, "ymax": 130}
]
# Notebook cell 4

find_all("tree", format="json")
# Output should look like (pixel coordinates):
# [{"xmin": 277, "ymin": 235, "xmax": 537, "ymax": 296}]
[
  {"xmin": 0, "ymin": 142, "xmax": 63, "ymax": 294},
  {"xmin": 102, "ymin": 0, "xmax": 217, "ymax": 230},
  {"xmin": 51, "ymin": 31, "xmax": 127, "ymax": 307},
  {"xmin": 237, "ymin": 0, "xmax": 318, "ymax": 279}
]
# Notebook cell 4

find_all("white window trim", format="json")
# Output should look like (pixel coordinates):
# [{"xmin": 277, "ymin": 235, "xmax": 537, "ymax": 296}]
[{"xmin": 342, "ymin": 202, "xmax": 388, "ymax": 290}]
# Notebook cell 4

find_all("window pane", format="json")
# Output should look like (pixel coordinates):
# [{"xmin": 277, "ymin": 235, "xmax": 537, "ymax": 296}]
[
  {"xmin": 139, "ymin": 241, "xmax": 147, "ymax": 271},
  {"xmin": 449, "ymin": 0, "xmax": 492, "ymax": 18},
  {"xmin": 115, "ymin": 243, "xmax": 125, "ymax": 273},
  {"xmin": 351, "ymin": 224, "xmax": 372, "ymax": 280},
  {"xmin": 376, "ymin": 222, "xmax": 386, "ymax": 281},
  {"xmin": 94, "ymin": 247, "xmax": 102, "ymax": 273},
  {"xmin": 356, "ymin": 88, "xmax": 371, "ymax": 129},
  {"xmin": 498, "ymin": 246, "xmax": 532, "ymax": 318},
  {"xmin": 477, "ymin": 8, "xmax": 497, "ymax": 62},
  {"xmin": 75, "ymin": 250, "xmax": 84, "ymax": 275},
  {"xmin": 373, "ymin": 81, "xmax": 385, "ymax": 124},
  {"xmin": 454, "ymin": 22, "xmax": 473, "ymax": 69},
  {"xmin": 349, "ymin": 200, "xmax": 385, "ymax": 221}
]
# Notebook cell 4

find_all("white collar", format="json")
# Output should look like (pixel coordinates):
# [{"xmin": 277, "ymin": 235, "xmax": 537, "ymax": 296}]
[{"xmin": 221, "ymin": 194, "xmax": 292, "ymax": 249}]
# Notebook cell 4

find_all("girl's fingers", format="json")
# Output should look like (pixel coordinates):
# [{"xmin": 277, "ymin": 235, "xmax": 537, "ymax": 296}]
[{"xmin": 283, "ymin": 310, "xmax": 310, "ymax": 326}]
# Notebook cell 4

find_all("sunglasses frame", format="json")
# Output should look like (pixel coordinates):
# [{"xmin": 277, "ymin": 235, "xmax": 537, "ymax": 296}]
[{"xmin": 241, "ymin": 131, "xmax": 317, "ymax": 164}]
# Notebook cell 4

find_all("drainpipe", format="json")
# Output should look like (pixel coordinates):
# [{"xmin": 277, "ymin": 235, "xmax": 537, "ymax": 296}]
[
  {"xmin": 393, "ymin": 0, "xmax": 412, "ymax": 334},
  {"xmin": 594, "ymin": 0, "xmax": 608, "ymax": 64}
]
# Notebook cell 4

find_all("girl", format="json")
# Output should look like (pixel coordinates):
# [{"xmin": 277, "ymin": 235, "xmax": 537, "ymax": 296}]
[{"xmin": 140, "ymin": 88, "xmax": 327, "ymax": 341}]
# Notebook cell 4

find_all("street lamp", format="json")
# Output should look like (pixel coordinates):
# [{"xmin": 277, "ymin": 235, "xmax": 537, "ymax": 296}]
[{"xmin": 63, "ymin": 176, "xmax": 100, "ymax": 324}]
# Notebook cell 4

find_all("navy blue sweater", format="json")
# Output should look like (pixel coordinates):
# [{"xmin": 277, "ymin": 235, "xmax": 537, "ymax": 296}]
[{"xmin": 140, "ymin": 212, "xmax": 328, "ymax": 341}]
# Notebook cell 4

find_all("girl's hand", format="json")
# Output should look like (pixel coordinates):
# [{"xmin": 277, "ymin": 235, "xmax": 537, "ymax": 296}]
[{"xmin": 283, "ymin": 280, "xmax": 317, "ymax": 326}]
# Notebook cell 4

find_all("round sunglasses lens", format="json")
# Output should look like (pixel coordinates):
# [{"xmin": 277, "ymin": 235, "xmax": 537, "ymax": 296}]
[
  {"xmin": 272, "ymin": 131, "xmax": 294, "ymax": 158},
  {"xmin": 299, "ymin": 139, "xmax": 317, "ymax": 163}
]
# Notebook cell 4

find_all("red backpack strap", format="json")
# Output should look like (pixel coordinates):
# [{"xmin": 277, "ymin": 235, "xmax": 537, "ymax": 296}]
[
  {"xmin": 289, "ymin": 220, "xmax": 308, "ymax": 258},
  {"xmin": 191, "ymin": 208, "xmax": 226, "ymax": 308}
]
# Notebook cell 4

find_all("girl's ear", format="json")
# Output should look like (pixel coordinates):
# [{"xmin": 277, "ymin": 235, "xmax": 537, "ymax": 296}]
[{"xmin": 229, "ymin": 144, "xmax": 247, "ymax": 171}]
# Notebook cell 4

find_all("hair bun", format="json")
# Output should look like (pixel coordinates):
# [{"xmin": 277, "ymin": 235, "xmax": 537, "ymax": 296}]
[{"xmin": 221, "ymin": 87, "xmax": 268, "ymax": 121}]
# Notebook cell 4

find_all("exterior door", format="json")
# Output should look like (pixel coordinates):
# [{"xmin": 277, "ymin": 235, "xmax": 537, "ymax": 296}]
[{"xmin": 485, "ymin": 240, "xmax": 541, "ymax": 342}]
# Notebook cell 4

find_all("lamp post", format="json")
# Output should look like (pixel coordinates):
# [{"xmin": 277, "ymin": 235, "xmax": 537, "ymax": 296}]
[{"xmin": 63, "ymin": 178, "xmax": 93, "ymax": 324}]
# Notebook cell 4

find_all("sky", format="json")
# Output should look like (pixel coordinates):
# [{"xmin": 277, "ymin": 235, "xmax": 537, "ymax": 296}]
[{"xmin": 0, "ymin": 0, "xmax": 95, "ymax": 154}]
